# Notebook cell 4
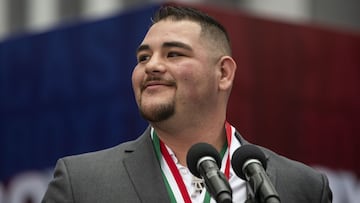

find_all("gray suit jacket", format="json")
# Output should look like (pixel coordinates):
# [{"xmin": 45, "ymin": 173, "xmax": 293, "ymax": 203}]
[{"xmin": 42, "ymin": 127, "xmax": 332, "ymax": 202}]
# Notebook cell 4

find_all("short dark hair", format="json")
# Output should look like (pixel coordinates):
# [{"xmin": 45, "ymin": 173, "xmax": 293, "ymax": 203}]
[{"xmin": 151, "ymin": 5, "xmax": 232, "ymax": 56}]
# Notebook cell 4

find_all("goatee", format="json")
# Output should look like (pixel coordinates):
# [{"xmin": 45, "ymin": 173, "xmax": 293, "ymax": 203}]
[{"xmin": 139, "ymin": 102, "xmax": 175, "ymax": 122}]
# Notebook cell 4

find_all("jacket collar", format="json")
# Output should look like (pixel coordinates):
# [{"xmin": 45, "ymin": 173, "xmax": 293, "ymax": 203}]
[
  {"xmin": 122, "ymin": 127, "xmax": 277, "ymax": 203},
  {"xmin": 122, "ymin": 127, "xmax": 171, "ymax": 203}
]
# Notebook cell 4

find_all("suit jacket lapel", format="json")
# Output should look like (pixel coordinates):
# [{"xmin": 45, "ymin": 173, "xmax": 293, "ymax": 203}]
[
  {"xmin": 234, "ymin": 131, "xmax": 278, "ymax": 202},
  {"xmin": 122, "ymin": 128, "xmax": 170, "ymax": 203},
  {"xmin": 263, "ymin": 153, "xmax": 277, "ymax": 189}
]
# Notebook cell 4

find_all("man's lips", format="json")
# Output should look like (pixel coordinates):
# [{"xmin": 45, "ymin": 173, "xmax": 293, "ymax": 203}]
[{"xmin": 141, "ymin": 80, "xmax": 176, "ymax": 92}]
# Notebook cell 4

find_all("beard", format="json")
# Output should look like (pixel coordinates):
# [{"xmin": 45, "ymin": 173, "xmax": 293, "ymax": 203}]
[
  {"xmin": 137, "ymin": 76, "xmax": 177, "ymax": 122},
  {"xmin": 138, "ymin": 100, "xmax": 175, "ymax": 122}
]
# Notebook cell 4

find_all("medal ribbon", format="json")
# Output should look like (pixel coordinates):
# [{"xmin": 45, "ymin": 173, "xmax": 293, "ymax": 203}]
[{"xmin": 152, "ymin": 121, "xmax": 233, "ymax": 203}]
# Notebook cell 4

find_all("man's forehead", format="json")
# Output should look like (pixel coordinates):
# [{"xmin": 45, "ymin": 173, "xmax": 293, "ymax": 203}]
[
  {"xmin": 149, "ymin": 19, "xmax": 201, "ymax": 33},
  {"xmin": 141, "ymin": 20, "xmax": 201, "ymax": 44}
]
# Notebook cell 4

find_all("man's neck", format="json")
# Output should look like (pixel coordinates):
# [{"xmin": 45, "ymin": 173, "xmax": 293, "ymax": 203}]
[{"xmin": 151, "ymin": 120, "xmax": 227, "ymax": 166}]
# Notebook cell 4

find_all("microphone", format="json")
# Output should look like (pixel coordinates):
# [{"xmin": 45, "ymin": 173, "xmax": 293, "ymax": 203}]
[
  {"xmin": 187, "ymin": 143, "xmax": 232, "ymax": 203},
  {"xmin": 231, "ymin": 145, "xmax": 280, "ymax": 203}
]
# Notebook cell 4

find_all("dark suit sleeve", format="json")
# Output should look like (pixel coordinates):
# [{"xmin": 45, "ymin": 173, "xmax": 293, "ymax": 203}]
[
  {"xmin": 42, "ymin": 159, "xmax": 74, "ymax": 203},
  {"xmin": 320, "ymin": 173, "xmax": 333, "ymax": 203}
]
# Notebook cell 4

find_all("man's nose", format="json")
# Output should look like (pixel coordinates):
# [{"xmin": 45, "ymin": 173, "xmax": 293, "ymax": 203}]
[{"xmin": 145, "ymin": 54, "xmax": 166, "ymax": 74}]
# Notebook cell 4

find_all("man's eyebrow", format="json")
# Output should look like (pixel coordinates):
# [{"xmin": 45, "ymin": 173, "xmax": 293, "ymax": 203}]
[
  {"xmin": 136, "ymin": 41, "xmax": 192, "ymax": 55},
  {"xmin": 163, "ymin": 41, "xmax": 192, "ymax": 51},
  {"xmin": 136, "ymin": 44, "xmax": 150, "ymax": 54}
]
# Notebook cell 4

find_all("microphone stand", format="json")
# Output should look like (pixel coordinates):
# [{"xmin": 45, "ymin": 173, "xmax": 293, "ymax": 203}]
[{"xmin": 247, "ymin": 167, "xmax": 280, "ymax": 203}]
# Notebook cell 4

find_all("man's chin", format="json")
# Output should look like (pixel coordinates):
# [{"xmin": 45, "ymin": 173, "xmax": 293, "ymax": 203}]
[{"xmin": 139, "ymin": 105, "xmax": 174, "ymax": 122}]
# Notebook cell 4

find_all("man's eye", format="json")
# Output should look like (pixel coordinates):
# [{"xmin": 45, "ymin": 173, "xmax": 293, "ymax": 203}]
[
  {"xmin": 168, "ymin": 52, "xmax": 183, "ymax": 58},
  {"xmin": 137, "ymin": 55, "xmax": 150, "ymax": 63}
]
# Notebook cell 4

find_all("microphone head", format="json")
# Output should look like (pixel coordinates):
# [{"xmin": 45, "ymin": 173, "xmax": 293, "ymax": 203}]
[
  {"xmin": 231, "ymin": 144, "xmax": 267, "ymax": 180},
  {"xmin": 186, "ymin": 142, "xmax": 222, "ymax": 178}
]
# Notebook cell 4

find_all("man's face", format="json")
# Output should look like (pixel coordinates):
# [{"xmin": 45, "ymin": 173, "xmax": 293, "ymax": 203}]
[{"xmin": 132, "ymin": 20, "xmax": 220, "ymax": 122}]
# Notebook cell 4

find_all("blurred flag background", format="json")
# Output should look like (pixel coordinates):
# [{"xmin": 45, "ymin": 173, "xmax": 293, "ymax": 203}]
[{"xmin": 0, "ymin": 0, "xmax": 359, "ymax": 203}]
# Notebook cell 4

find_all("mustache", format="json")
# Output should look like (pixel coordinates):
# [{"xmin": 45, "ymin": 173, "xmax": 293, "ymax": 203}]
[{"xmin": 140, "ymin": 76, "xmax": 176, "ymax": 91}]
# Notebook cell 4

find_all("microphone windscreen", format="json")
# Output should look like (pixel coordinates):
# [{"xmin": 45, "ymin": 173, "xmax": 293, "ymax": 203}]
[
  {"xmin": 231, "ymin": 144, "xmax": 267, "ymax": 180},
  {"xmin": 186, "ymin": 142, "xmax": 222, "ymax": 178}
]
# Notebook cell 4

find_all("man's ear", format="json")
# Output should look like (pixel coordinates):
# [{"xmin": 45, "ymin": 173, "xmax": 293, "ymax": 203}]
[{"xmin": 218, "ymin": 56, "xmax": 237, "ymax": 91}]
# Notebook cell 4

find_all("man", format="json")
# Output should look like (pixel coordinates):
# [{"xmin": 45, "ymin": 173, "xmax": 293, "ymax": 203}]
[{"xmin": 42, "ymin": 5, "xmax": 332, "ymax": 203}]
